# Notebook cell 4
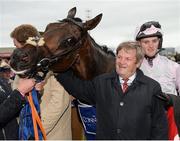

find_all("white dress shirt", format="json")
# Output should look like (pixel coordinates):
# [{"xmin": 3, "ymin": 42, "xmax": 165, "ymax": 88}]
[{"xmin": 119, "ymin": 73, "xmax": 136, "ymax": 89}]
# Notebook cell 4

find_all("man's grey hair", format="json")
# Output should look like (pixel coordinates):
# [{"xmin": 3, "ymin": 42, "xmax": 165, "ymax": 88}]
[{"xmin": 116, "ymin": 41, "xmax": 144, "ymax": 64}]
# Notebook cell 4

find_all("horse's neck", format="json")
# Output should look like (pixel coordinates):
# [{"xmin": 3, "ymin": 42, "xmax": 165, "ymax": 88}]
[
  {"xmin": 91, "ymin": 46, "xmax": 115, "ymax": 74},
  {"xmin": 72, "ymin": 37, "xmax": 115, "ymax": 80},
  {"xmin": 91, "ymin": 37, "xmax": 115, "ymax": 73}
]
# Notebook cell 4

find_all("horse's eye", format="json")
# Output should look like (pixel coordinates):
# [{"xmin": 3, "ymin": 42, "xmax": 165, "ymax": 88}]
[
  {"xmin": 67, "ymin": 37, "xmax": 77, "ymax": 45},
  {"xmin": 60, "ymin": 37, "xmax": 77, "ymax": 48}
]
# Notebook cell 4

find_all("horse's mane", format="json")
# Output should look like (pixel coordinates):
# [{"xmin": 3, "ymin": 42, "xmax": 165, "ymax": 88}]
[
  {"xmin": 72, "ymin": 18, "xmax": 115, "ymax": 56},
  {"xmin": 89, "ymin": 36, "xmax": 115, "ymax": 57}
]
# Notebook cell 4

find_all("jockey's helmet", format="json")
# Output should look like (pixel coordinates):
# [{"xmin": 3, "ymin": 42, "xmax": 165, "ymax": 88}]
[{"xmin": 135, "ymin": 21, "xmax": 163, "ymax": 49}]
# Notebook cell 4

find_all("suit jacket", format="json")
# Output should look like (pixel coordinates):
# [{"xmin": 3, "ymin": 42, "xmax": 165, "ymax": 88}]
[{"xmin": 56, "ymin": 69, "xmax": 168, "ymax": 140}]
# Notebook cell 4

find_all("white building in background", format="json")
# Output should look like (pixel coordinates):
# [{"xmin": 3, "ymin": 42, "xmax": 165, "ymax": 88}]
[
  {"xmin": 160, "ymin": 47, "xmax": 177, "ymax": 62},
  {"xmin": 160, "ymin": 47, "xmax": 176, "ymax": 56}
]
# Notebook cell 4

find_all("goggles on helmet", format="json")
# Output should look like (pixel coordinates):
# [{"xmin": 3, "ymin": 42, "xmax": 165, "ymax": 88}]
[
  {"xmin": 139, "ymin": 21, "xmax": 161, "ymax": 32},
  {"xmin": 135, "ymin": 21, "xmax": 163, "ymax": 40}
]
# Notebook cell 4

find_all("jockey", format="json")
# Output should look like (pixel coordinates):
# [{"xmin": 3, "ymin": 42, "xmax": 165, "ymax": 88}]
[
  {"xmin": 135, "ymin": 21, "xmax": 180, "ymax": 96},
  {"xmin": 135, "ymin": 21, "xmax": 180, "ymax": 139}
]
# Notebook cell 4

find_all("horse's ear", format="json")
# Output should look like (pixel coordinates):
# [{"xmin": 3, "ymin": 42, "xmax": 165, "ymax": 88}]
[
  {"xmin": 67, "ymin": 7, "xmax": 76, "ymax": 18},
  {"xmin": 83, "ymin": 13, "xmax": 103, "ymax": 31}
]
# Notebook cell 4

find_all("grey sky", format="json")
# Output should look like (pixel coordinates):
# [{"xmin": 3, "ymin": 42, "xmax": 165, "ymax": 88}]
[{"xmin": 0, "ymin": 0, "xmax": 180, "ymax": 51}]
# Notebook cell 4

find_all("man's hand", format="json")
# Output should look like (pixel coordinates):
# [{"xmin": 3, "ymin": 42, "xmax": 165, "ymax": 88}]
[
  {"xmin": 35, "ymin": 80, "xmax": 45, "ymax": 91},
  {"xmin": 17, "ymin": 78, "xmax": 36, "ymax": 96}
]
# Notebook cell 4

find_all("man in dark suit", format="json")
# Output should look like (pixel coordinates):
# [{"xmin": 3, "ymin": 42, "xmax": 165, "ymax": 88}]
[{"xmin": 55, "ymin": 41, "xmax": 168, "ymax": 140}]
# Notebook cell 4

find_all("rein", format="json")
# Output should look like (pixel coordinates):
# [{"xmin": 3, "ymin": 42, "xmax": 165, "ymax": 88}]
[{"xmin": 27, "ymin": 91, "xmax": 47, "ymax": 140}]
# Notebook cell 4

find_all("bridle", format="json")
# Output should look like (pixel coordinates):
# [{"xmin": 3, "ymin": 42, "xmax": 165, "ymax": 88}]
[
  {"xmin": 15, "ymin": 17, "xmax": 87, "ymax": 80},
  {"xmin": 34, "ymin": 18, "xmax": 88, "ymax": 76}
]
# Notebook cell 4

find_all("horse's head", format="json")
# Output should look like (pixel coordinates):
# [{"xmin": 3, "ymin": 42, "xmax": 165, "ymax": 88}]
[
  {"xmin": 10, "ymin": 43, "xmax": 46, "ymax": 78},
  {"xmin": 10, "ymin": 7, "xmax": 104, "ymax": 79},
  {"xmin": 41, "ymin": 7, "xmax": 103, "ymax": 73}
]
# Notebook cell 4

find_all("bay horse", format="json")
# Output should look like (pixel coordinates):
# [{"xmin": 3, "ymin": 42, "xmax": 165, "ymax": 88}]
[
  {"xmin": 10, "ymin": 7, "xmax": 115, "ymax": 139},
  {"xmin": 10, "ymin": 7, "xmax": 115, "ymax": 80}
]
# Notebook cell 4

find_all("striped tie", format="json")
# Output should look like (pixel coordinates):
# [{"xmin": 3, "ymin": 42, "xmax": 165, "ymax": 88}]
[{"xmin": 122, "ymin": 79, "xmax": 129, "ymax": 93}]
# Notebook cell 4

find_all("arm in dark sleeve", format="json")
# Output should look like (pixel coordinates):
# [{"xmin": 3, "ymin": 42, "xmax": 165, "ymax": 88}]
[
  {"xmin": 0, "ymin": 90, "xmax": 26, "ymax": 125},
  {"xmin": 151, "ymin": 84, "xmax": 168, "ymax": 140},
  {"xmin": 55, "ymin": 70, "xmax": 96, "ymax": 105}
]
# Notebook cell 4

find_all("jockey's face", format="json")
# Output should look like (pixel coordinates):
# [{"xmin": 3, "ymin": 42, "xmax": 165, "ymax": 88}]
[
  {"xmin": 138, "ymin": 36, "xmax": 159, "ymax": 57},
  {"xmin": 13, "ymin": 38, "xmax": 24, "ymax": 48}
]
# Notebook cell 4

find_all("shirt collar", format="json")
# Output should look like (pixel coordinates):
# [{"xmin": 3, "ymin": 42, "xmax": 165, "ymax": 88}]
[{"xmin": 119, "ymin": 72, "xmax": 136, "ymax": 84}]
